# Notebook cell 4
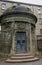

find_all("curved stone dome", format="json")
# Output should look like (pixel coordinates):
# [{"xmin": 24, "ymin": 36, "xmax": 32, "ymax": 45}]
[
  {"xmin": 4, "ymin": 6, "xmax": 32, "ymax": 14},
  {"xmin": 0, "ymin": 6, "xmax": 37, "ymax": 23}
]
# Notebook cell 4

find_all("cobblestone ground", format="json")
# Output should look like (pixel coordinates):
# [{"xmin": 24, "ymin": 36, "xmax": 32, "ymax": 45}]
[{"xmin": 0, "ymin": 59, "xmax": 42, "ymax": 65}]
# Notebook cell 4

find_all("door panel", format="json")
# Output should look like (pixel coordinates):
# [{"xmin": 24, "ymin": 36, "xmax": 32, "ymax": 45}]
[{"xmin": 16, "ymin": 32, "xmax": 27, "ymax": 53}]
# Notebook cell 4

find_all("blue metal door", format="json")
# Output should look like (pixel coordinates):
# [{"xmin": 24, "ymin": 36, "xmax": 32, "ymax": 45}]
[{"xmin": 16, "ymin": 32, "xmax": 27, "ymax": 53}]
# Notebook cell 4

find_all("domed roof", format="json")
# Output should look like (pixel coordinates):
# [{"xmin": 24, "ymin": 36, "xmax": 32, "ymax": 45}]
[
  {"xmin": 3, "ymin": 6, "xmax": 32, "ymax": 15},
  {"xmin": 0, "ymin": 6, "xmax": 37, "ymax": 23}
]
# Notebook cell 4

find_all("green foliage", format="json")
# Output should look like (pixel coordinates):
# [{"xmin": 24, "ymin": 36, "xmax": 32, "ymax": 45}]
[{"xmin": 9, "ymin": 6, "xmax": 15, "ymax": 11}]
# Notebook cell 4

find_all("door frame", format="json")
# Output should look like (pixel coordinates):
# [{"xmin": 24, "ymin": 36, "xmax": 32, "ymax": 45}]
[{"xmin": 15, "ymin": 31, "xmax": 27, "ymax": 53}]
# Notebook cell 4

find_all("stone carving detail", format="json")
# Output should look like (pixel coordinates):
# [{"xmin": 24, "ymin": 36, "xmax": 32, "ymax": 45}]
[{"xmin": 16, "ymin": 23, "xmax": 26, "ymax": 29}]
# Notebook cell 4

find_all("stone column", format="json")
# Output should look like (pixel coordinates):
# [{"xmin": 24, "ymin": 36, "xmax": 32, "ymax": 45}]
[
  {"xmin": 33, "ymin": 28, "xmax": 36, "ymax": 55},
  {"xmin": 29, "ymin": 24, "xmax": 33, "ymax": 54},
  {"xmin": 26, "ymin": 30, "xmax": 28, "ymax": 52},
  {"xmin": 10, "ymin": 22, "xmax": 15, "ymax": 55},
  {"xmin": 11, "ymin": 33, "xmax": 15, "ymax": 55},
  {"xmin": 26, "ymin": 24, "xmax": 30, "ymax": 52}
]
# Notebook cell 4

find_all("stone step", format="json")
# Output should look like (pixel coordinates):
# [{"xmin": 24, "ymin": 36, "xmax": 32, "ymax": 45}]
[
  {"xmin": 6, "ymin": 57, "xmax": 39, "ymax": 63},
  {"xmin": 10, "ymin": 55, "xmax": 34, "ymax": 60},
  {"xmin": 11, "ymin": 53, "xmax": 31, "ymax": 57}
]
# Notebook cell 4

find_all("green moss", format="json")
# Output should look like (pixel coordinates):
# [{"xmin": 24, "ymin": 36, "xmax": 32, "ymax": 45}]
[{"xmin": 0, "ymin": 52, "xmax": 8, "ymax": 58}]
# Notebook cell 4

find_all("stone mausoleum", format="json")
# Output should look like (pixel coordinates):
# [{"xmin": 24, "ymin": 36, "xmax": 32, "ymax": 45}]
[{"xmin": 0, "ymin": 6, "xmax": 39, "ymax": 62}]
